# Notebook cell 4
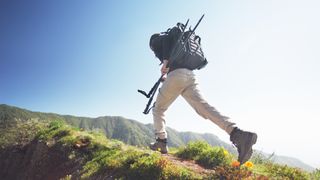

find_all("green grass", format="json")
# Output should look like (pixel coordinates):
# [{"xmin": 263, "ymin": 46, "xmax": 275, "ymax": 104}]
[
  {"xmin": 261, "ymin": 163, "xmax": 310, "ymax": 179},
  {"xmin": 1, "ymin": 120, "xmax": 317, "ymax": 179},
  {"xmin": 175, "ymin": 141, "xmax": 233, "ymax": 168},
  {"xmin": 35, "ymin": 120, "xmax": 201, "ymax": 179},
  {"xmin": 310, "ymin": 169, "xmax": 320, "ymax": 179},
  {"xmin": 175, "ymin": 141, "xmax": 315, "ymax": 179},
  {"xmin": 0, "ymin": 119, "xmax": 46, "ymax": 148}
]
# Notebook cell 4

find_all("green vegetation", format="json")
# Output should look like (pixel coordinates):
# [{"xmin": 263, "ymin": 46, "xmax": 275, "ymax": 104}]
[
  {"xmin": 175, "ymin": 141, "xmax": 315, "ymax": 179},
  {"xmin": 175, "ymin": 141, "xmax": 258, "ymax": 179},
  {"xmin": 311, "ymin": 169, "xmax": 320, "ymax": 179},
  {"xmin": 0, "ymin": 119, "xmax": 317, "ymax": 179},
  {"xmin": 262, "ymin": 163, "xmax": 310, "ymax": 179},
  {"xmin": 36, "ymin": 120, "xmax": 200, "ymax": 179},
  {"xmin": 0, "ymin": 119, "xmax": 46, "ymax": 148},
  {"xmin": 0, "ymin": 104, "xmax": 314, "ymax": 172},
  {"xmin": 0, "ymin": 104, "xmax": 232, "ymax": 150},
  {"xmin": 176, "ymin": 141, "xmax": 232, "ymax": 168},
  {"xmin": 0, "ymin": 104, "xmax": 318, "ymax": 179}
]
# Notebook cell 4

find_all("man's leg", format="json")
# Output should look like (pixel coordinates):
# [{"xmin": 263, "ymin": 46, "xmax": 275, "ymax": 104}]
[
  {"xmin": 181, "ymin": 74, "xmax": 257, "ymax": 164},
  {"xmin": 181, "ymin": 77, "xmax": 235, "ymax": 134},
  {"xmin": 150, "ymin": 70, "xmax": 186, "ymax": 153}
]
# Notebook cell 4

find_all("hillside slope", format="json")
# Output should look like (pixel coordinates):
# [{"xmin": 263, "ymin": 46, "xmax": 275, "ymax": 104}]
[
  {"xmin": 0, "ymin": 104, "xmax": 314, "ymax": 172},
  {"xmin": 1, "ymin": 119, "xmax": 317, "ymax": 179},
  {"xmin": 0, "ymin": 120, "xmax": 203, "ymax": 179}
]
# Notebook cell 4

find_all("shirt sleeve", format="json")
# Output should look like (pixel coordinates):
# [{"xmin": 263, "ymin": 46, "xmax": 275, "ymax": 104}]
[{"xmin": 161, "ymin": 34, "xmax": 174, "ymax": 62}]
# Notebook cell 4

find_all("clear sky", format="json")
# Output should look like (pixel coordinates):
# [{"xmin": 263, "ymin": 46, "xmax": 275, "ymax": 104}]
[{"xmin": 1, "ymin": 0, "xmax": 319, "ymax": 168}]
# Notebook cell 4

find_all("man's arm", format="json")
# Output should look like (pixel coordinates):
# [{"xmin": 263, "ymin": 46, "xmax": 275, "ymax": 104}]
[
  {"xmin": 161, "ymin": 60, "xmax": 169, "ymax": 75},
  {"xmin": 161, "ymin": 33, "xmax": 174, "ymax": 64}
]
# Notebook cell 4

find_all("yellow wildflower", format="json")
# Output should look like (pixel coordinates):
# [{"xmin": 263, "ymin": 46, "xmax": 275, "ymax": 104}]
[
  {"xmin": 223, "ymin": 150, "xmax": 229, "ymax": 156},
  {"xmin": 244, "ymin": 161, "xmax": 254, "ymax": 168}
]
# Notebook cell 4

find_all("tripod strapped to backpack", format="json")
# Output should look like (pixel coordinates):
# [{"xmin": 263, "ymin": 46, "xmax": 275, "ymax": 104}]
[
  {"xmin": 138, "ymin": 14, "xmax": 205, "ymax": 115},
  {"xmin": 137, "ymin": 74, "xmax": 164, "ymax": 114}
]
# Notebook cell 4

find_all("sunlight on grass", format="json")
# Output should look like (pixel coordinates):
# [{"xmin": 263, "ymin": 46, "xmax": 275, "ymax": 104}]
[{"xmin": 6, "ymin": 120, "xmax": 313, "ymax": 179}]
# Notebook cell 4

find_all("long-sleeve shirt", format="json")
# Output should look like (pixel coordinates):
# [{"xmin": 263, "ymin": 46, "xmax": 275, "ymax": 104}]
[
  {"xmin": 152, "ymin": 30, "xmax": 185, "ymax": 73},
  {"xmin": 152, "ymin": 33, "xmax": 174, "ymax": 64}
]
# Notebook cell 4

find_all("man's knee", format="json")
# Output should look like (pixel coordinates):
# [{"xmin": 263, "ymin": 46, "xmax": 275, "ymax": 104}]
[{"xmin": 152, "ymin": 105, "xmax": 167, "ymax": 116}]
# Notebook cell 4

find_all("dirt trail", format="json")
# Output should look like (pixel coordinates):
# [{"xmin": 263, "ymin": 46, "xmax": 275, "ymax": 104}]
[{"xmin": 162, "ymin": 154, "xmax": 215, "ymax": 175}]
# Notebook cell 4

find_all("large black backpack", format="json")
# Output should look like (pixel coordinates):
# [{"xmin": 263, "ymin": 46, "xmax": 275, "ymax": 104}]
[
  {"xmin": 153, "ymin": 15, "xmax": 208, "ymax": 70},
  {"xmin": 169, "ymin": 24, "xmax": 208, "ymax": 70}
]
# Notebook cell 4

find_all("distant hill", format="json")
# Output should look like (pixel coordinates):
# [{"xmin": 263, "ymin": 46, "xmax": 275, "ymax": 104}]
[
  {"xmin": 0, "ymin": 104, "xmax": 315, "ymax": 171},
  {"xmin": 271, "ymin": 155, "xmax": 315, "ymax": 172},
  {"xmin": 0, "ymin": 104, "xmax": 234, "ymax": 151}
]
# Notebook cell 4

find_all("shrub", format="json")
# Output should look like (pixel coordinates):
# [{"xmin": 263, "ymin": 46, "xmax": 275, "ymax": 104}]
[
  {"xmin": 161, "ymin": 160, "xmax": 200, "ymax": 180},
  {"xmin": 36, "ymin": 120, "xmax": 70, "ymax": 141},
  {"xmin": 176, "ymin": 141, "xmax": 232, "ymax": 168},
  {"xmin": 127, "ymin": 153, "xmax": 198, "ymax": 180},
  {"xmin": 0, "ymin": 119, "xmax": 44, "ymax": 147},
  {"xmin": 48, "ymin": 120, "xmax": 65, "ymax": 130},
  {"xmin": 176, "ymin": 141, "xmax": 211, "ymax": 160},
  {"xmin": 213, "ymin": 165, "xmax": 252, "ymax": 179},
  {"xmin": 197, "ymin": 147, "xmax": 231, "ymax": 168},
  {"xmin": 251, "ymin": 151, "xmax": 274, "ymax": 165},
  {"xmin": 212, "ymin": 165, "xmax": 270, "ymax": 180},
  {"xmin": 81, "ymin": 149, "xmax": 124, "ymax": 178},
  {"xmin": 310, "ymin": 169, "xmax": 320, "ymax": 180},
  {"xmin": 264, "ymin": 163, "xmax": 309, "ymax": 180},
  {"xmin": 128, "ymin": 153, "xmax": 163, "ymax": 180}
]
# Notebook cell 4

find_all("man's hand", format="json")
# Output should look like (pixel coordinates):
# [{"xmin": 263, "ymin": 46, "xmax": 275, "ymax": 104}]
[
  {"xmin": 161, "ymin": 60, "xmax": 169, "ymax": 75},
  {"xmin": 161, "ymin": 75, "xmax": 166, "ymax": 82}
]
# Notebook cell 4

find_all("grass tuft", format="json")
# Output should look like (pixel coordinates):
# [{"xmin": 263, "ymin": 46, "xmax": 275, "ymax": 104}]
[{"xmin": 176, "ymin": 141, "xmax": 232, "ymax": 168}]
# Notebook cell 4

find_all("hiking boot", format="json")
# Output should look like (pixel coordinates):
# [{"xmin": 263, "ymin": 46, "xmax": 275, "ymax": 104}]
[
  {"xmin": 230, "ymin": 127, "xmax": 257, "ymax": 164},
  {"xmin": 149, "ymin": 138, "xmax": 168, "ymax": 154}
]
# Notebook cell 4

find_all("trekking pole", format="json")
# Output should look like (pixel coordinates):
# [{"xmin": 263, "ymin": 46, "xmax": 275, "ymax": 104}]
[{"xmin": 138, "ymin": 74, "xmax": 164, "ymax": 114}]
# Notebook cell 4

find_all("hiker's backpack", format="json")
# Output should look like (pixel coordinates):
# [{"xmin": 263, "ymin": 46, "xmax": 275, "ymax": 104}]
[
  {"xmin": 151, "ymin": 16, "xmax": 208, "ymax": 70},
  {"xmin": 169, "ymin": 26, "xmax": 208, "ymax": 70}
]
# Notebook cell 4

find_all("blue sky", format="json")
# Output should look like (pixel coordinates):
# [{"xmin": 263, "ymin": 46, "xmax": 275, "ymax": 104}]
[{"xmin": 1, "ymin": 0, "xmax": 320, "ymax": 167}]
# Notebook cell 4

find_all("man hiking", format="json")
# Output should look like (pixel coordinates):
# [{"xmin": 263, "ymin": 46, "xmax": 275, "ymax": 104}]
[{"xmin": 148, "ymin": 20, "xmax": 258, "ymax": 165}]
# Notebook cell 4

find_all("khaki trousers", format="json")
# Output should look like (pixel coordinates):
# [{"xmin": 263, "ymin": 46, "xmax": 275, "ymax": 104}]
[{"xmin": 152, "ymin": 68, "xmax": 235, "ymax": 139}]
